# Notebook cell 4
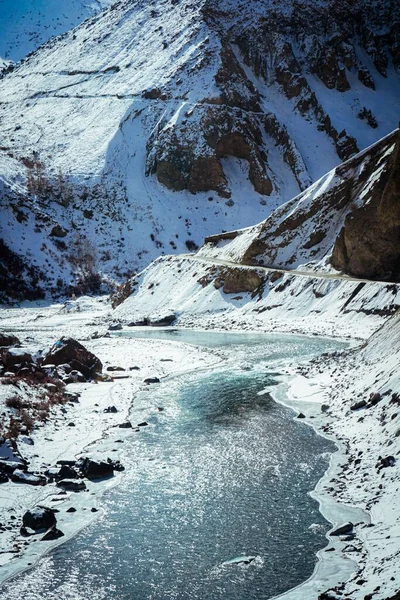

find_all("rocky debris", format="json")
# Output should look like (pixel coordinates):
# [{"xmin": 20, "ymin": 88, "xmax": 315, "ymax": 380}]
[
  {"xmin": 43, "ymin": 337, "xmax": 102, "ymax": 379},
  {"xmin": 330, "ymin": 522, "xmax": 354, "ymax": 536},
  {"xmin": 22, "ymin": 507, "xmax": 57, "ymax": 531},
  {"xmin": 104, "ymin": 405, "xmax": 118, "ymax": 413},
  {"xmin": 108, "ymin": 322, "xmax": 122, "ymax": 331}
]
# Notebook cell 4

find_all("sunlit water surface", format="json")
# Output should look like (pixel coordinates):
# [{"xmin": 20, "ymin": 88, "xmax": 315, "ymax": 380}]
[{"xmin": 1, "ymin": 331, "xmax": 345, "ymax": 600}]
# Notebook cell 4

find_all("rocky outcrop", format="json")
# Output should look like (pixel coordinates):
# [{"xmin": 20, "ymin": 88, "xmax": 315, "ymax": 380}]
[
  {"xmin": 147, "ymin": 104, "xmax": 272, "ymax": 197},
  {"xmin": 331, "ymin": 131, "xmax": 400, "ymax": 281},
  {"xmin": 43, "ymin": 337, "xmax": 102, "ymax": 379},
  {"xmin": 195, "ymin": 127, "xmax": 400, "ymax": 283}
]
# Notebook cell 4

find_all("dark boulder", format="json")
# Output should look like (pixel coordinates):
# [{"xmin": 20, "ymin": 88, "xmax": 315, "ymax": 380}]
[
  {"xmin": 137, "ymin": 422, "xmax": 149, "ymax": 427},
  {"xmin": 0, "ymin": 333, "xmax": 20, "ymax": 347},
  {"xmin": 0, "ymin": 459, "xmax": 26, "ymax": 475},
  {"xmin": 368, "ymin": 392, "xmax": 381, "ymax": 406},
  {"xmin": 79, "ymin": 458, "xmax": 114, "ymax": 480},
  {"xmin": 118, "ymin": 421, "xmax": 132, "ymax": 429},
  {"xmin": 41, "ymin": 527, "xmax": 64, "ymax": 541},
  {"xmin": 23, "ymin": 507, "xmax": 57, "ymax": 531},
  {"xmin": 378, "ymin": 455, "xmax": 395, "ymax": 469},
  {"xmin": 350, "ymin": 400, "xmax": 367, "ymax": 411},
  {"xmin": 330, "ymin": 522, "xmax": 353, "ymax": 536},
  {"xmin": 148, "ymin": 313, "xmax": 176, "ymax": 326},
  {"xmin": 57, "ymin": 465, "xmax": 78, "ymax": 480},
  {"xmin": 56, "ymin": 479, "xmax": 86, "ymax": 491},
  {"xmin": 43, "ymin": 337, "xmax": 102, "ymax": 379},
  {"xmin": 0, "ymin": 348, "xmax": 33, "ymax": 369},
  {"xmin": 144, "ymin": 377, "xmax": 160, "ymax": 384},
  {"xmin": 108, "ymin": 323, "xmax": 123, "ymax": 331},
  {"xmin": 127, "ymin": 319, "xmax": 149, "ymax": 327},
  {"xmin": 103, "ymin": 405, "xmax": 118, "ymax": 413},
  {"xmin": 11, "ymin": 470, "xmax": 47, "ymax": 486}
]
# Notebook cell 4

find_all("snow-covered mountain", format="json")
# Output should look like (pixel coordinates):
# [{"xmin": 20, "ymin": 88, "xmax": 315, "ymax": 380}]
[{"xmin": 0, "ymin": 0, "xmax": 399, "ymax": 298}]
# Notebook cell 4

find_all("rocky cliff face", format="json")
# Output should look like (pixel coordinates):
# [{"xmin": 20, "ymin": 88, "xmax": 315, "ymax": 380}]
[
  {"xmin": 331, "ymin": 133, "xmax": 400, "ymax": 280},
  {"xmin": 0, "ymin": 0, "xmax": 399, "ymax": 297},
  {"xmin": 199, "ymin": 127, "xmax": 400, "ymax": 282}
]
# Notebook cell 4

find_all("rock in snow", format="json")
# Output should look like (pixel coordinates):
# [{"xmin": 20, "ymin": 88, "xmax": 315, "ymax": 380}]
[{"xmin": 22, "ymin": 508, "xmax": 57, "ymax": 531}]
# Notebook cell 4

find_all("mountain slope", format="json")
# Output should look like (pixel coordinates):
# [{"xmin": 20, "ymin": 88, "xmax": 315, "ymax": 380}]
[
  {"xmin": 0, "ymin": 0, "xmax": 399, "ymax": 296},
  {"xmin": 0, "ymin": 0, "xmax": 113, "ymax": 66}
]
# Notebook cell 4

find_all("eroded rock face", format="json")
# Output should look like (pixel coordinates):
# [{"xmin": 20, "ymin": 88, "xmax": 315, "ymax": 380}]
[{"xmin": 331, "ymin": 132, "xmax": 400, "ymax": 281}]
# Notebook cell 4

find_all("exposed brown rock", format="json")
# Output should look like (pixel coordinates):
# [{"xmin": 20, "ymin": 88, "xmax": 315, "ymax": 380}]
[{"xmin": 331, "ymin": 131, "xmax": 400, "ymax": 281}]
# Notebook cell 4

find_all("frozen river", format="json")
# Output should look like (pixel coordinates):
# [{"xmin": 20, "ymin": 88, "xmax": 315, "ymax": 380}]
[{"xmin": 1, "ymin": 330, "xmax": 346, "ymax": 600}]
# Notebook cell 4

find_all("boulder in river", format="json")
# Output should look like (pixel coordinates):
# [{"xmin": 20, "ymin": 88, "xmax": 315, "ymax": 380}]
[
  {"xmin": 43, "ymin": 337, "xmax": 102, "ymax": 379},
  {"xmin": 118, "ymin": 421, "xmax": 132, "ymax": 429},
  {"xmin": 23, "ymin": 507, "xmax": 57, "ymax": 531}
]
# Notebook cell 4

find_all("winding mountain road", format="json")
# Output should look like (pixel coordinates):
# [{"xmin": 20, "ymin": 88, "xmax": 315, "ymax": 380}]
[{"xmin": 185, "ymin": 254, "xmax": 396, "ymax": 287}]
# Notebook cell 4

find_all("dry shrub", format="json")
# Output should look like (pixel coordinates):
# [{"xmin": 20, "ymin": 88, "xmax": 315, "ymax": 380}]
[
  {"xmin": 20, "ymin": 410, "xmax": 34, "ymax": 433},
  {"xmin": 6, "ymin": 417, "xmax": 21, "ymax": 439},
  {"xmin": 5, "ymin": 395, "xmax": 26, "ymax": 410}
]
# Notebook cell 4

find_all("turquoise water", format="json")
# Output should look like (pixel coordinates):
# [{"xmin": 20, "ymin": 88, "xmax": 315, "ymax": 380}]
[{"xmin": 1, "ymin": 332, "xmax": 344, "ymax": 600}]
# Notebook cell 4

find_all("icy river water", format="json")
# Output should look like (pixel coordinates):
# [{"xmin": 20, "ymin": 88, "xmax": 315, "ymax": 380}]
[{"xmin": 1, "ymin": 330, "xmax": 346, "ymax": 600}]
